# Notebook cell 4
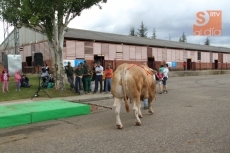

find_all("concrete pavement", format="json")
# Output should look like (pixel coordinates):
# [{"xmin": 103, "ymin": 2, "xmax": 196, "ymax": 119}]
[
  {"xmin": 1, "ymin": 69, "xmax": 230, "ymax": 106},
  {"xmin": 0, "ymin": 74, "xmax": 230, "ymax": 153}
]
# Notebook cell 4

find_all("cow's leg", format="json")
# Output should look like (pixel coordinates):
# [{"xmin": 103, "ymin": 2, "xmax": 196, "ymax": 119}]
[
  {"xmin": 138, "ymin": 102, "xmax": 143, "ymax": 118},
  {"xmin": 113, "ymin": 97, "xmax": 123, "ymax": 129},
  {"xmin": 132, "ymin": 98, "xmax": 141, "ymax": 126},
  {"xmin": 148, "ymin": 97, "xmax": 154, "ymax": 114}
]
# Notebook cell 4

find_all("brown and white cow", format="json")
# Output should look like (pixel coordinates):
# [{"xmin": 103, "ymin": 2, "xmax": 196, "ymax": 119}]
[{"xmin": 111, "ymin": 63, "xmax": 156, "ymax": 129}]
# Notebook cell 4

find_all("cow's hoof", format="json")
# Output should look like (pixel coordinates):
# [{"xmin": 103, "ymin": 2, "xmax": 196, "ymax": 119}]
[
  {"xmin": 149, "ymin": 110, "xmax": 154, "ymax": 114},
  {"xmin": 116, "ymin": 125, "xmax": 123, "ymax": 129},
  {"xmin": 138, "ymin": 115, "xmax": 143, "ymax": 118},
  {"xmin": 136, "ymin": 122, "xmax": 141, "ymax": 126}
]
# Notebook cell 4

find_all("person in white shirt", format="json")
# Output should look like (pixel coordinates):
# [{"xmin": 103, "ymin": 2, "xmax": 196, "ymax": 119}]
[
  {"xmin": 93, "ymin": 62, "xmax": 104, "ymax": 93},
  {"xmin": 162, "ymin": 64, "xmax": 169, "ymax": 93}
]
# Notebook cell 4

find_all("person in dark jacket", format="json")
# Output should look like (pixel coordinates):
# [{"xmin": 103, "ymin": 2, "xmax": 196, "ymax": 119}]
[
  {"xmin": 83, "ymin": 65, "xmax": 92, "ymax": 94},
  {"xmin": 74, "ymin": 65, "xmax": 83, "ymax": 94},
  {"xmin": 65, "ymin": 61, "xmax": 74, "ymax": 90},
  {"xmin": 20, "ymin": 74, "xmax": 30, "ymax": 88}
]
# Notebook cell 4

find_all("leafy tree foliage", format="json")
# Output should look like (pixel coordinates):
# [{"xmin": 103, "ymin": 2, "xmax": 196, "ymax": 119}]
[
  {"xmin": 136, "ymin": 21, "xmax": 148, "ymax": 37},
  {"xmin": 0, "ymin": 0, "xmax": 107, "ymax": 90}
]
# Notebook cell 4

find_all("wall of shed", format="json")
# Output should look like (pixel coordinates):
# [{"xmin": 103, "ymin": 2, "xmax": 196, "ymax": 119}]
[
  {"xmin": 2, "ymin": 39, "xmax": 230, "ymax": 71},
  {"xmin": 63, "ymin": 40, "xmax": 230, "ymax": 70}
]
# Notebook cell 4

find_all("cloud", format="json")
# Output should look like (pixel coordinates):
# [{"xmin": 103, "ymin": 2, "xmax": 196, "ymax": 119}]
[{"xmin": 1, "ymin": 0, "xmax": 230, "ymax": 47}]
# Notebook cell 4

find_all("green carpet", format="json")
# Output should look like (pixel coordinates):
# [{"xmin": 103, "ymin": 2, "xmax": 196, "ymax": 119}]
[{"xmin": 0, "ymin": 99, "xmax": 90, "ymax": 129}]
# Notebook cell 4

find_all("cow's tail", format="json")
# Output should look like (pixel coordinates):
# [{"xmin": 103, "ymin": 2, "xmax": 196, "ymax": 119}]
[{"xmin": 121, "ymin": 65, "xmax": 129, "ymax": 112}]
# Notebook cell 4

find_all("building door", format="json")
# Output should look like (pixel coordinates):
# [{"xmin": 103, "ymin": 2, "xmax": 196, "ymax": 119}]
[
  {"xmin": 214, "ymin": 60, "xmax": 218, "ymax": 69},
  {"xmin": 94, "ymin": 55, "xmax": 105, "ymax": 67},
  {"xmin": 26, "ymin": 56, "xmax": 32, "ymax": 66},
  {"xmin": 187, "ymin": 59, "xmax": 192, "ymax": 70},
  {"xmin": 148, "ymin": 57, "xmax": 155, "ymax": 69}
]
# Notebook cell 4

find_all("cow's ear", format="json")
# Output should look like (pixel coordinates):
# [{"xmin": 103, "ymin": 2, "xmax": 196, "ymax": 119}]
[{"xmin": 149, "ymin": 68, "xmax": 157, "ymax": 75}]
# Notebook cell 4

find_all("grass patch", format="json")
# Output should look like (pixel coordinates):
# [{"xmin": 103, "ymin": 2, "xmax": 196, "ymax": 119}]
[{"xmin": 0, "ymin": 74, "xmax": 77, "ymax": 102}]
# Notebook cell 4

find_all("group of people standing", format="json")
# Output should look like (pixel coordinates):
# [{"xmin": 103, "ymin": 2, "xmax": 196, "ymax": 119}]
[
  {"xmin": 65, "ymin": 61, "xmax": 113, "ymax": 95},
  {"xmin": 155, "ymin": 64, "xmax": 169, "ymax": 94},
  {"xmin": 143, "ymin": 62, "xmax": 169, "ymax": 109},
  {"xmin": 1, "ymin": 68, "xmax": 30, "ymax": 93}
]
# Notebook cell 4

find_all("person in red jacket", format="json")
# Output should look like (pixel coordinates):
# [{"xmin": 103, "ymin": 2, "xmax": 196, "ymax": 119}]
[
  {"xmin": 104, "ymin": 64, "xmax": 113, "ymax": 94},
  {"xmin": 1, "ymin": 68, "xmax": 10, "ymax": 93},
  {"xmin": 183, "ymin": 61, "xmax": 186, "ymax": 71}
]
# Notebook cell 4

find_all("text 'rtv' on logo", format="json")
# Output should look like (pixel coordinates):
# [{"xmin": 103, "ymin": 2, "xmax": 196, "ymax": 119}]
[{"xmin": 193, "ymin": 10, "xmax": 222, "ymax": 36}]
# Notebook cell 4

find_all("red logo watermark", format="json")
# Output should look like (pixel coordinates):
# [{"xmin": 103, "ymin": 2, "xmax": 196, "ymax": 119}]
[{"xmin": 193, "ymin": 10, "xmax": 222, "ymax": 36}]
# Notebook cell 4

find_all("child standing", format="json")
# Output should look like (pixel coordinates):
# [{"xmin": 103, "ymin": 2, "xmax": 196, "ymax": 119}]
[
  {"xmin": 1, "ymin": 68, "xmax": 10, "ymax": 93},
  {"xmin": 15, "ymin": 71, "xmax": 21, "ymax": 91}
]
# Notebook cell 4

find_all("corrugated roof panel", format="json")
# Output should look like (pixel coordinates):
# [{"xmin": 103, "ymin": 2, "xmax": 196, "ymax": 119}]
[
  {"xmin": 193, "ymin": 51, "xmax": 198, "ymax": 62},
  {"xmin": 135, "ymin": 46, "xmax": 142, "ymax": 60},
  {"xmin": 187, "ymin": 51, "xmax": 191, "ymax": 59},
  {"xmin": 102, "ymin": 43, "xmax": 109, "ymax": 60},
  {"xmin": 191, "ymin": 51, "xmax": 195, "ymax": 62},
  {"xmin": 227, "ymin": 54, "xmax": 230, "ymax": 63},
  {"xmin": 64, "ymin": 28, "xmax": 230, "ymax": 53},
  {"xmin": 39, "ymin": 43, "xmax": 44, "ymax": 56},
  {"xmin": 175, "ymin": 50, "xmax": 180, "ymax": 62},
  {"xmin": 93, "ymin": 43, "xmax": 101, "ymax": 54},
  {"xmin": 44, "ymin": 42, "xmax": 50, "ymax": 60},
  {"xmin": 66, "ymin": 41, "xmax": 75, "ymax": 57},
  {"xmin": 162, "ymin": 48, "xmax": 167, "ymax": 61},
  {"xmin": 129, "ymin": 46, "xmax": 135, "ymax": 60},
  {"xmin": 180, "ymin": 50, "xmax": 183, "ymax": 61},
  {"xmin": 183, "ymin": 50, "xmax": 187, "ymax": 61},
  {"xmin": 123, "ymin": 45, "xmax": 129, "ymax": 60},
  {"xmin": 171, "ymin": 49, "xmax": 176, "ymax": 61},
  {"xmin": 35, "ymin": 43, "xmax": 39, "ymax": 52},
  {"xmin": 85, "ymin": 54, "xmax": 93, "ymax": 60},
  {"xmin": 116, "ymin": 52, "xmax": 123, "ymax": 60},
  {"xmin": 152, "ymin": 48, "xmax": 157, "ymax": 59},
  {"xmin": 76, "ymin": 41, "xmax": 84, "ymax": 58},
  {"xmin": 213, "ymin": 53, "xmax": 218, "ymax": 60},
  {"xmin": 141, "ymin": 47, "xmax": 147, "ymax": 61},
  {"xmin": 167, "ymin": 49, "xmax": 172, "ymax": 62},
  {"xmin": 147, "ymin": 47, "xmax": 152, "ymax": 57},
  {"xmin": 109, "ymin": 44, "xmax": 116, "ymax": 60},
  {"xmin": 116, "ymin": 45, "xmax": 122, "ymax": 53},
  {"xmin": 157, "ymin": 48, "xmax": 162, "ymax": 61}
]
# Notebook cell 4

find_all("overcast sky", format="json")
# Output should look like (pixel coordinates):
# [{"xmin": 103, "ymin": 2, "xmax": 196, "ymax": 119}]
[{"xmin": 1, "ymin": 0, "xmax": 230, "ymax": 47}]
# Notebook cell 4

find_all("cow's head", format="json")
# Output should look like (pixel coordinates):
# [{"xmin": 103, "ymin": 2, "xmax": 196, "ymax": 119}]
[{"xmin": 149, "ymin": 68, "xmax": 157, "ymax": 75}]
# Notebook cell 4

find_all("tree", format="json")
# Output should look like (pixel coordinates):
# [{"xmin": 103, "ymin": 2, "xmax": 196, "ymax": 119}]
[
  {"xmin": 204, "ymin": 37, "xmax": 210, "ymax": 45},
  {"xmin": 179, "ymin": 32, "xmax": 187, "ymax": 42},
  {"xmin": 136, "ymin": 21, "xmax": 148, "ymax": 37},
  {"xmin": 129, "ymin": 26, "xmax": 137, "ymax": 36},
  {"xmin": 151, "ymin": 28, "xmax": 156, "ymax": 39},
  {"xmin": 0, "ymin": 0, "xmax": 107, "ymax": 90}
]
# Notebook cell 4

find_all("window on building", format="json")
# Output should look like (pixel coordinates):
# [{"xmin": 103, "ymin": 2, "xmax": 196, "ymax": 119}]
[
  {"xmin": 85, "ymin": 42, "xmax": 93, "ymax": 54},
  {"xmin": 197, "ymin": 51, "xmax": 201, "ymax": 60},
  {"xmin": 116, "ymin": 52, "xmax": 123, "ymax": 60}
]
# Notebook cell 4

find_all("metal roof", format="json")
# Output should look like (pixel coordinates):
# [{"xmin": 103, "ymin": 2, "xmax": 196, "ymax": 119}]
[{"xmin": 65, "ymin": 28, "xmax": 230, "ymax": 53}]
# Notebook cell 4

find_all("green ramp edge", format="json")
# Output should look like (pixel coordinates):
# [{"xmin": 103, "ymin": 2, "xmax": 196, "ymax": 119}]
[{"xmin": 0, "ymin": 99, "xmax": 90, "ymax": 129}]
